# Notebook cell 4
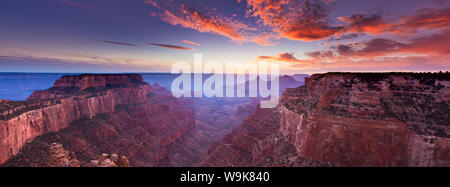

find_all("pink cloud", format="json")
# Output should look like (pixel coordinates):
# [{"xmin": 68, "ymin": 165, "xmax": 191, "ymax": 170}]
[
  {"xmin": 257, "ymin": 52, "xmax": 313, "ymax": 65},
  {"xmin": 182, "ymin": 40, "xmax": 200, "ymax": 46}
]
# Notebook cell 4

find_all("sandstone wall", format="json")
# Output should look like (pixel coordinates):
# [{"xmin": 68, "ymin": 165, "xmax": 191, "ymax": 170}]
[
  {"xmin": 0, "ymin": 75, "xmax": 152, "ymax": 164},
  {"xmin": 202, "ymin": 73, "xmax": 450, "ymax": 167},
  {"xmin": 280, "ymin": 73, "xmax": 450, "ymax": 166}
]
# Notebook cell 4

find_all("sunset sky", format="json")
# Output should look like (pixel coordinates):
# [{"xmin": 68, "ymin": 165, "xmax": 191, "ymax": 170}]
[{"xmin": 0, "ymin": 0, "xmax": 449, "ymax": 74}]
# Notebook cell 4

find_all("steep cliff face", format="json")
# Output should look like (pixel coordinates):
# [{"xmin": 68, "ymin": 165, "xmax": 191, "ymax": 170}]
[
  {"xmin": 0, "ymin": 74, "xmax": 194, "ymax": 166},
  {"xmin": 280, "ymin": 73, "xmax": 449, "ymax": 166},
  {"xmin": 201, "ymin": 106, "xmax": 331, "ymax": 167},
  {"xmin": 163, "ymin": 76, "xmax": 305, "ymax": 166},
  {"xmin": 203, "ymin": 73, "xmax": 449, "ymax": 167}
]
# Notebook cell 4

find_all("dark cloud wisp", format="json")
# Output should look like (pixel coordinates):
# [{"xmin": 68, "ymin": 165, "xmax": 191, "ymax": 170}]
[
  {"xmin": 149, "ymin": 43, "xmax": 194, "ymax": 50},
  {"xmin": 100, "ymin": 40, "xmax": 137, "ymax": 47}
]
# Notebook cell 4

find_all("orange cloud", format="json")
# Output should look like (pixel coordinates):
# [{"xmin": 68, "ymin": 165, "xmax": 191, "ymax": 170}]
[
  {"xmin": 389, "ymin": 7, "xmax": 450, "ymax": 34},
  {"xmin": 338, "ymin": 7, "xmax": 450, "ymax": 35},
  {"xmin": 291, "ymin": 55, "xmax": 450, "ymax": 73},
  {"xmin": 146, "ymin": 0, "xmax": 250, "ymax": 42},
  {"xmin": 162, "ymin": 10, "xmax": 246, "ymax": 41},
  {"xmin": 246, "ymin": 0, "xmax": 342, "ymax": 41},
  {"xmin": 145, "ymin": 0, "xmax": 450, "ymax": 46},
  {"xmin": 399, "ymin": 30, "xmax": 450, "ymax": 55},
  {"xmin": 304, "ymin": 29, "xmax": 450, "ymax": 62},
  {"xmin": 257, "ymin": 52, "xmax": 313, "ymax": 65},
  {"xmin": 264, "ymin": 29, "xmax": 450, "ymax": 73},
  {"xmin": 338, "ymin": 14, "xmax": 391, "ymax": 34},
  {"xmin": 145, "ymin": 0, "xmax": 339, "ymax": 45},
  {"xmin": 182, "ymin": 40, "xmax": 200, "ymax": 46},
  {"xmin": 149, "ymin": 43, "xmax": 194, "ymax": 50},
  {"xmin": 247, "ymin": 0, "xmax": 450, "ymax": 42}
]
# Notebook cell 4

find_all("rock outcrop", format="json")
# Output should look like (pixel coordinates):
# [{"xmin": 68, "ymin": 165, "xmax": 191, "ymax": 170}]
[
  {"xmin": 0, "ymin": 74, "xmax": 194, "ymax": 166},
  {"xmin": 89, "ymin": 153, "xmax": 130, "ymax": 167},
  {"xmin": 48, "ymin": 143, "xmax": 80, "ymax": 167},
  {"xmin": 203, "ymin": 73, "xmax": 450, "ymax": 167}
]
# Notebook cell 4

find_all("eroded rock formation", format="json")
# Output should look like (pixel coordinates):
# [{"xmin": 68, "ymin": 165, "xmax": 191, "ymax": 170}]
[
  {"xmin": 203, "ymin": 73, "xmax": 450, "ymax": 167},
  {"xmin": 4, "ymin": 73, "xmax": 446, "ymax": 167},
  {"xmin": 48, "ymin": 142, "xmax": 80, "ymax": 167},
  {"xmin": 0, "ymin": 74, "xmax": 194, "ymax": 166},
  {"xmin": 201, "ymin": 106, "xmax": 331, "ymax": 167},
  {"xmin": 89, "ymin": 153, "xmax": 130, "ymax": 167}
]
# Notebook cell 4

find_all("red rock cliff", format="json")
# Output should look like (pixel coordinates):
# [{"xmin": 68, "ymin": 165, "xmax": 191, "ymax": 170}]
[
  {"xmin": 202, "ymin": 73, "xmax": 450, "ymax": 167},
  {"xmin": 279, "ymin": 73, "xmax": 450, "ymax": 166},
  {"xmin": 0, "ymin": 74, "xmax": 194, "ymax": 165},
  {"xmin": 201, "ymin": 106, "xmax": 329, "ymax": 167}
]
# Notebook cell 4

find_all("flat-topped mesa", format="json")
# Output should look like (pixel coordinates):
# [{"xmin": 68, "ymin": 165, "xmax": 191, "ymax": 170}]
[
  {"xmin": 53, "ymin": 74, "xmax": 144, "ymax": 90},
  {"xmin": 28, "ymin": 74, "xmax": 145, "ymax": 100}
]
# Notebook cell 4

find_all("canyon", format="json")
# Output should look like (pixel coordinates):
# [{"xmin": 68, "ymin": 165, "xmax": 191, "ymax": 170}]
[
  {"xmin": 1, "ymin": 73, "xmax": 448, "ymax": 167},
  {"xmin": 202, "ymin": 73, "xmax": 450, "ymax": 167},
  {"xmin": 0, "ymin": 74, "xmax": 304, "ymax": 166}
]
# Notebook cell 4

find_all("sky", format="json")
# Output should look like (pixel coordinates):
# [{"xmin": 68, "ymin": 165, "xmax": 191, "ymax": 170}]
[{"xmin": 0, "ymin": 0, "xmax": 449, "ymax": 74}]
